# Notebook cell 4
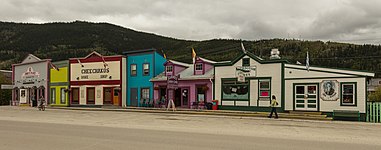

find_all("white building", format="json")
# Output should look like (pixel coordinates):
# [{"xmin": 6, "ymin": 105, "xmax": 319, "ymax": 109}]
[{"xmin": 214, "ymin": 52, "xmax": 374, "ymax": 119}]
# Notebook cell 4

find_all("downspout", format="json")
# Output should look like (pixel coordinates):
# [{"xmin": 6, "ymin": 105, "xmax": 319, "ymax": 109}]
[{"xmin": 209, "ymin": 77, "xmax": 213, "ymax": 100}]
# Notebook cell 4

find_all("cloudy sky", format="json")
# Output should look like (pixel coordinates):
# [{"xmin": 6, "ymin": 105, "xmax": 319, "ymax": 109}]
[{"xmin": 1, "ymin": 0, "xmax": 381, "ymax": 44}]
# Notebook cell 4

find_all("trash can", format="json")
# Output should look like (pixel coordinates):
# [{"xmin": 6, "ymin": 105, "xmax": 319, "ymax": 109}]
[
  {"xmin": 206, "ymin": 102, "xmax": 213, "ymax": 110},
  {"xmin": 212, "ymin": 100, "xmax": 218, "ymax": 110}
]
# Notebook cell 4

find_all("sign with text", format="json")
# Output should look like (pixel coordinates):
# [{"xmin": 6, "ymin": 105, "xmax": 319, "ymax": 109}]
[
  {"xmin": 235, "ymin": 66, "xmax": 256, "ymax": 82},
  {"xmin": 167, "ymin": 75, "xmax": 179, "ymax": 89},
  {"xmin": 71, "ymin": 61, "xmax": 120, "ymax": 81}
]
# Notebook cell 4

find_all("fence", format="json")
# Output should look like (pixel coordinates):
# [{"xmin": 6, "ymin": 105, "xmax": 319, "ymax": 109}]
[{"xmin": 367, "ymin": 102, "xmax": 381, "ymax": 123}]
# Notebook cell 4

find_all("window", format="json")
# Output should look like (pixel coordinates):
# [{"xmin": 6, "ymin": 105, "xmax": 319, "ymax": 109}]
[
  {"xmin": 143, "ymin": 63, "xmax": 150, "ymax": 76},
  {"xmin": 341, "ymin": 83, "xmax": 356, "ymax": 106},
  {"xmin": 195, "ymin": 63, "xmax": 203, "ymax": 71},
  {"xmin": 242, "ymin": 58, "xmax": 250, "ymax": 66},
  {"xmin": 259, "ymin": 80, "xmax": 270, "ymax": 97},
  {"xmin": 166, "ymin": 65, "xmax": 173, "ymax": 73},
  {"xmin": 141, "ymin": 88, "xmax": 150, "ymax": 100},
  {"xmin": 222, "ymin": 80, "xmax": 249, "ymax": 100},
  {"xmin": 60, "ymin": 88, "xmax": 66, "ymax": 104},
  {"xmin": 130, "ymin": 64, "xmax": 137, "ymax": 76},
  {"xmin": 197, "ymin": 87, "xmax": 206, "ymax": 102},
  {"xmin": 51, "ymin": 88, "xmax": 56, "ymax": 104}
]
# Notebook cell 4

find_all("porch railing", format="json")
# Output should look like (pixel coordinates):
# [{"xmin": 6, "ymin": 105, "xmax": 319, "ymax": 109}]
[{"xmin": 367, "ymin": 102, "xmax": 381, "ymax": 123}]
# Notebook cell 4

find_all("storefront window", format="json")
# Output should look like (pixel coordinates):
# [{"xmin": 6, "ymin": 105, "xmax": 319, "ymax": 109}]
[
  {"xmin": 259, "ymin": 80, "xmax": 270, "ymax": 97},
  {"xmin": 197, "ymin": 86, "xmax": 206, "ymax": 102},
  {"xmin": 51, "ymin": 88, "xmax": 56, "ymax": 104},
  {"xmin": 141, "ymin": 88, "xmax": 150, "ymax": 100},
  {"xmin": 195, "ymin": 63, "xmax": 203, "ymax": 71},
  {"xmin": 131, "ymin": 64, "xmax": 137, "ymax": 76},
  {"xmin": 143, "ymin": 63, "xmax": 150, "ymax": 76},
  {"xmin": 222, "ymin": 80, "xmax": 249, "ymax": 100},
  {"xmin": 341, "ymin": 83, "xmax": 356, "ymax": 106},
  {"xmin": 60, "ymin": 88, "xmax": 66, "ymax": 104}
]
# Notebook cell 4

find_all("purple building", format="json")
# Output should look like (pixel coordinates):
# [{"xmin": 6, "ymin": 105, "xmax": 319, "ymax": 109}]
[{"xmin": 151, "ymin": 57, "xmax": 215, "ymax": 108}]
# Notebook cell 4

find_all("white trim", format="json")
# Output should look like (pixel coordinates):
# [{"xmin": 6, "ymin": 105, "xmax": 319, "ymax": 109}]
[{"xmin": 285, "ymin": 64, "xmax": 375, "ymax": 77}]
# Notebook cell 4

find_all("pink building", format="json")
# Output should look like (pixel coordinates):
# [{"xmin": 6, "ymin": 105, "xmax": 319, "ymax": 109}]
[{"xmin": 151, "ymin": 57, "xmax": 215, "ymax": 108}]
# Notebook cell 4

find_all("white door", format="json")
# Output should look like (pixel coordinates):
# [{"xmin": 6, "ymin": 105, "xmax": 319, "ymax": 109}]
[
  {"xmin": 294, "ymin": 84, "xmax": 318, "ymax": 111},
  {"xmin": 19, "ymin": 89, "xmax": 27, "ymax": 104}
]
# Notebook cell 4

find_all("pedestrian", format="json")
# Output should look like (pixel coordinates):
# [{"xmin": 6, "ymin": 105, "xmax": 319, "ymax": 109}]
[{"xmin": 268, "ymin": 95, "xmax": 279, "ymax": 119}]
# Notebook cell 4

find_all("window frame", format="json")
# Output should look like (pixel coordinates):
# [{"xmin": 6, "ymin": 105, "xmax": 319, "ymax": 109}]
[
  {"xmin": 166, "ymin": 65, "xmax": 173, "ymax": 73},
  {"xmin": 60, "ymin": 88, "xmax": 66, "ymax": 104},
  {"xmin": 141, "ymin": 88, "xmax": 150, "ymax": 100},
  {"xmin": 51, "ymin": 88, "xmax": 56, "ymax": 104},
  {"xmin": 340, "ymin": 82, "xmax": 357, "ymax": 106},
  {"xmin": 195, "ymin": 63, "xmax": 203, "ymax": 71},
  {"xmin": 130, "ymin": 64, "xmax": 137, "ymax": 76},
  {"xmin": 259, "ymin": 80, "xmax": 271, "ymax": 98},
  {"xmin": 242, "ymin": 58, "xmax": 250, "ymax": 66},
  {"xmin": 142, "ymin": 63, "xmax": 150, "ymax": 76},
  {"xmin": 221, "ymin": 79, "xmax": 250, "ymax": 100}
]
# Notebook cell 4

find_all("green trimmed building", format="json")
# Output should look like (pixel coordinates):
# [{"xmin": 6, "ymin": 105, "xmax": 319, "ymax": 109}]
[{"xmin": 214, "ymin": 50, "xmax": 374, "ymax": 120}]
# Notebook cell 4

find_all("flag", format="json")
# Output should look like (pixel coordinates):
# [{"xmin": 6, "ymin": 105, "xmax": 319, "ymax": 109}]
[
  {"xmin": 306, "ymin": 51, "xmax": 310, "ymax": 71},
  {"xmin": 101, "ymin": 56, "xmax": 108, "ymax": 68},
  {"xmin": 77, "ymin": 59, "xmax": 84, "ymax": 67},
  {"xmin": 241, "ymin": 41, "xmax": 246, "ymax": 54},
  {"xmin": 192, "ymin": 48, "xmax": 197, "ymax": 64},
  {"xmin": 161, "ymin": 50, "xmax": 167, "ymax": 59}
]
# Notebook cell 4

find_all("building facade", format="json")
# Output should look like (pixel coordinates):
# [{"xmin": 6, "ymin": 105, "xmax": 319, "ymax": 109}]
[
  {"xmin": 124, "ymin": 49, "xmax": 166, "ymax": 107},
  {"xmin": 12, "ymin": 54, "xmax": 51, "ymax": 107},
  {"xmin": 214, "ymin": 52, "xmax": 374, "ymax": 120},
  {"xmin": 50, "ymin": 60, "xmax": 69, "ymax": 107},
  {"xmin": 69, "ymin": 52, "xmax": 126, "ymax": 107},
  {"xmin": 151, "ymin": 57, "xmax": 214, "ymax": 108}
]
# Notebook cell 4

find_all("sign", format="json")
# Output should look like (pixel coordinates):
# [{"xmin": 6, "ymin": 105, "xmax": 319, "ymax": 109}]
[
  {"xmin": 167, "ymin": 75, "xmax": 179, "ymax": 89},
  {"xmin": 235, "ymin": 66, "xmax": 256, "ymax": 82},
  {"xmin": 321, "ymin": 80, "xmax": 339, "ymax": 101},
  {"xmin": 71, "ymin": 61, "xmax": 120, "ymax": 81},
  {"xmin": 1, "ymin": 84, "xmax": 13, "ymax": 89},
  {"xmin": 22, "ymin": 67, "xmax": 40, "ymax": 79}
]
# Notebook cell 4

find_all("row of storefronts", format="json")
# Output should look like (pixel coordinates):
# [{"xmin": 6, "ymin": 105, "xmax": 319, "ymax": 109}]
[{"xmin": 11, "ymin": 49, "xmax": 374, "ymax": 120}]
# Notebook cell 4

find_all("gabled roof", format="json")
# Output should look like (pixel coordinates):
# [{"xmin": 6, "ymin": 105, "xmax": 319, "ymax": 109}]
[
  {"xmin": 69, "ymin": 51, "xmax": 124, "ymax": 60},
  {"xmin": 151, "ymin": 64, "xmax": 214, "ymax": 81},
  {"xmin": 165, "ymin": 59, "xmax": 191, "ymax": 67},
  {"xmin": 285, "ymin": 63, "xmax": 375, "ymax": 77},
  {"xmin": 84, "ymin": 51, "xmax": 103, "ymax": 58},
  {"xmin": 198, "ymin": 57, "xmax": 217, "ymax": 64},
  {"xmin": 21, "ymin": 54, "xmax": 42, "ymax": 63},
  {"xmin": 214, "ymin": 52, "xmax": 288, "ymax": 66}
]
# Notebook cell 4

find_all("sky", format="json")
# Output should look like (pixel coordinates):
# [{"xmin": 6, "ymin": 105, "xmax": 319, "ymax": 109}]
[{"xmin": 1, "ymin": 0, "xmax": 381, "ymax": 44}]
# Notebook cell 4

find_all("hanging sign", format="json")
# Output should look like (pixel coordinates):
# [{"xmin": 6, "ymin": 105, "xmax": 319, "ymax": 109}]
[
  {"xmin": 167, "ymin": 75, "xmax": 179, "ymax": 89},
  {"xmin": 321, "ymin": 80, "xmax": 339, "ymax": 101},
  {"xmin": 235, "ymin": 66, "xmax": 256, "ymax": 82}
]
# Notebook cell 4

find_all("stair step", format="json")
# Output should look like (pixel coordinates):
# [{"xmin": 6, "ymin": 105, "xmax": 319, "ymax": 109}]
[{"xmin": 289, "ymin": 111, "xmax": 322, "ymax": 115}]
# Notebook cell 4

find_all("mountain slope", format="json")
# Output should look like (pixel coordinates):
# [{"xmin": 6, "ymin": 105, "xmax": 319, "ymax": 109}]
[{"xmin": 0, "ymin": 21, "xmax": 380, "ymax": 76}]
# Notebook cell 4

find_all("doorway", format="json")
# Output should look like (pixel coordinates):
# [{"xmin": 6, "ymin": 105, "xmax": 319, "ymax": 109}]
[
  {"xmin": 182, "ymin": 88, "xmax": 189, "ymax": 107},
  {"xmin": 104, "ymin": 87, "xmax": 113, "ymax": 105},
  {"xmin": 71, "ymin": 88, "xmax": 80, "ymax": 104},
  {"xmin": 87, "ymin": 87, "xmax": 95, "ymax": 104},
  {"xmin": 130, "ymin": 88, "xmax": 138, "ymax": 107},
  {"xmin": 294, "ymin": 84, "xmax": 318, "ymax": 111},
  {"xmin": 174, "ymin": 89, "xmax": 181, "ymax": 107},
  {"xmin": 113, "ymin": 88, "xmax": 120, "ymax": 106}
]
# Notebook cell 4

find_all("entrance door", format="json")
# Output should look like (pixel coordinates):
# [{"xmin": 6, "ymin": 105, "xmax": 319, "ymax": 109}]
[
  {"xmin": 87, "ymin": 87, "xmax": 95, "ymax": 104},
  {"xmin": 174, "ymin": 89, "xmax": 181, "ymax": 107},
  {"xmin": 130, "ymin": 88, "xmax": 138, "ymax": 107},
  {"xmin": 20, "ymin": 89, "xmax": 27, "ymax": 104},
  {"xmin": 71, "ymin": 88, "xmax": 80, "ymax": 104},
  {"xmin": 104, "ymin": 87, "xmax": 113, "ymax": 105},
  {"xmin": 113, "ymin": 88, "xmax": 120, "ymax": 106},
  {"xmin": 182, "ymin": 88, "xmax": 189, "ymax": 107},
  {"xmin": 294, "ymin": 84, "xmax": 318, "ymax": 111}
]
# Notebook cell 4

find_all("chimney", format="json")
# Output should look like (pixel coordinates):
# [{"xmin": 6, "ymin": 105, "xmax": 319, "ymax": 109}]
[{"xmin": 270, "ymin": 49, "xmax": 281, "ymax": 60}]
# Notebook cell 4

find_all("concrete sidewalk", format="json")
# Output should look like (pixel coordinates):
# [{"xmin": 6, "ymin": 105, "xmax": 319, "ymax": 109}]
[{"xmin": 49, "ymin": 106, "xmax": 333, "ymax": 121}]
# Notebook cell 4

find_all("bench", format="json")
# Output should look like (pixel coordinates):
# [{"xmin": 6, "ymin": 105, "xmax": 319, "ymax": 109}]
[{"xmin": 333, "ymin": 110, "xmax": 360, "ymax": 121}]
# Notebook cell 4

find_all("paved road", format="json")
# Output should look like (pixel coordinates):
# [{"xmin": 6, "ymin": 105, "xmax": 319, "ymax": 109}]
[{"xmin": 0, "ymin": 107, "xmax": 380, "ymax": 150}]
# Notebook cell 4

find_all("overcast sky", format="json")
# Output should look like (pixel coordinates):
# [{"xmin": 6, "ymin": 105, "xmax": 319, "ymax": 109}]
[{"xmin": 1, "ymin": 0, "xmax": 381, "ymax": 44}]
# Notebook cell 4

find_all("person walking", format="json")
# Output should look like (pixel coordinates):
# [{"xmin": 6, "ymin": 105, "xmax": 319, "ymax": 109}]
[{"xmin": 268, "ymin": 95, "xmax": 279, "ymax": 119}]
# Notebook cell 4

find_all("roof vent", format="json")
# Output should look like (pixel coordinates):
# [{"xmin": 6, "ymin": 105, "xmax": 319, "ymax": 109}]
[{"xmin": 270, "ymin": 49, "xmax": 281, "ymax": 60}]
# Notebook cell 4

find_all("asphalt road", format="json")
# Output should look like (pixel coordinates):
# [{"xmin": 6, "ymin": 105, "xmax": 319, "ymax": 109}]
[{"xmin": 0, "ymin": 107, "xmax": 380, "ymax": 150}]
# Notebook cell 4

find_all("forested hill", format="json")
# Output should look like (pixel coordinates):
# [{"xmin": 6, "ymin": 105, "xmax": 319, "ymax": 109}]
[{"xmin": 0, "ymin": 21, "xmax": 380, "ymax": 76}]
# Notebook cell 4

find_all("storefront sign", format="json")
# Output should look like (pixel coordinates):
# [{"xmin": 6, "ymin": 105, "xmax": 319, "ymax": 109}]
[
  {"xmin": 22, "ymin": 67, "xmax": 40, "ymax": 79},
  {"xmin": 167, "ymin": 75, "xmax": 179, "ymax": 89},
  {"xmin": 71, "ymin": 61, "xmax": 120, "ymax": 81},
  {"xmin": 235, "ymin": 66, "xmax": 256, "ymax": 81},
  {"xmin": 320, "ymin": 80, "xmax": 339, "ymax": 101}
]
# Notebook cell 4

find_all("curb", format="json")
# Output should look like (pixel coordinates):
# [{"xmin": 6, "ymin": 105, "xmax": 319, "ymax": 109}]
[{"xmin": 48, "ymin": 107, "xmax": 333, "ymax": 121}]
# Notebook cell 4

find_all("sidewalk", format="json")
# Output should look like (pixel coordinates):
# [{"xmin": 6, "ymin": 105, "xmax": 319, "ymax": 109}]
[{"xmin": 49, "ymin": 106, "xmax": 333, "ymax": 121}]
